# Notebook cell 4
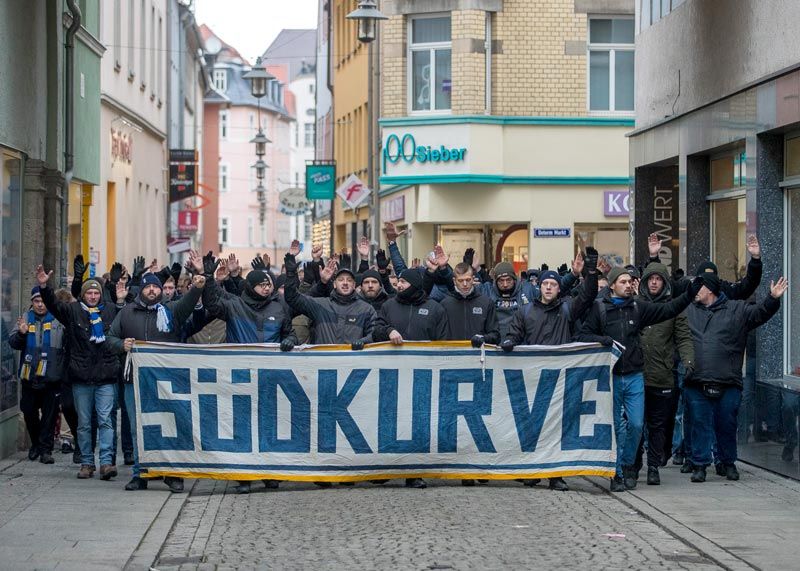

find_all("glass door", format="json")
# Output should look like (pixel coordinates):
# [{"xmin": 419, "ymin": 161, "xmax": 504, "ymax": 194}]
[{"xmin": 0, "ymin": 150, "xmax": 22, "ymax": 418}]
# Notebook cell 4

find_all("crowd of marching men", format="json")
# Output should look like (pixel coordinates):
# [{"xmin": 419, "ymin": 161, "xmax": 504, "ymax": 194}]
[{"xmin": 13, "ymin": 221, "xmax": 788, "ymax": 494}]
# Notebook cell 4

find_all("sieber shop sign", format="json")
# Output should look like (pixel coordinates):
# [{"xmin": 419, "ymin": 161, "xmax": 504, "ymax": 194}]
[{"xmin": 383, "ymin": 133, "xmax": 467, "ymax": 174}]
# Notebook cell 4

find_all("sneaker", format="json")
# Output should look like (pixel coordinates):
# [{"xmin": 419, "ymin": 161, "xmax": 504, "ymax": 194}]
[
  {"xmin": 72, "ymin": 449, "xmax": 81, "ymax": 465},
  {"xmin": 99, "ymin": 464, "xmax": 118, "ymax": 480},
  {"xmin": 164, "ymin": 477, "xmax": 184, "ymax": 493},
  {"xmin": 714, "ymin": 463, "xmax": 726, "ymax": 477},
  {"xmin": 672, "ymin": 453, "xmax": 684, "ymax": 466},
  {"xmin": 61, "ymin": 441, "xmax": 74, "ymax": 454},
  {"xmin": 690, "ymin": 466, "xmax": 706, "ymax": 483},
  {"xmin": 725, "ymin": 463, "xmax": 740, "ymax": 481},
  {"xmin": 461, "ymin": 479, "xmax": 476, "ymax": 487},
  {"xmin": 123, "ymin": 452, "xmax": 135, "ymax": 466},
  {"xmin": 28, "ymin": 447, "xmax": 40, "ymax": 461},
  {"xmin": 680, "ymin": 461, "xmax": 694, "ymax": 474},
  {"xmin": 235, "ymin": 481, "xmax": 252, "ymax": 494},
  {"xmin": 77, "ymin": 464, "xmax": 94, "ymax": 479},
  {"xmin": 522, "ymin": 479, "xmax": 541, "ymax": 487},
  {"xmin": 646, "ymin": 466, "xmax": 660, "ymax": 486},
  {"xmin": 610, "ymin": 476, "xmax": 626, "ymax": 492},
  {"xmin": 548, "ymin": 477, "xmax": 569, "ymax": 491},
  {"xmin": 477, "ymin": 479, "xmax": 489, "ymax": 485},
  {"xmin": 262, "ymin": 479, "xmax": 280, "ymax": 489},
  {"xmin": 405, "ymin": 478, "xmax": 427, "ymax": 489},
  {"xmin": 39, "ymin": 452, "xmax": 55, "ymax": 465},
  {"xmin": 125, "ymin": 476, "xmax": 148, "ymax": 491},
  {"xmin": 314, "ymin": 482, "xmax": 333, "ymax": 489},
  {"xmin": 622, "ymin": 466, "xmax": 638, "ymax": 490},
  {"xmin": 782, "ymin": 445, "xmax": 794, "ymax": 463}
]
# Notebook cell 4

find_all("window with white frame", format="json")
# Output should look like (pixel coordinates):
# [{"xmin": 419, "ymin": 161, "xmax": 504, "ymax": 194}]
[
  {"xmin": 219, "ymin": 109, "xmax": 229, "ymax": 141},
  {"xmin": 219, "ymin": 217, "xmax": 230, "ymax": 245},
  {"xmin": 219, "ymin": 163, "xmax": 229, "ymax": 192},
  {"xmin": 304, "ymin": 123, "xmax": 314, "ymax": 147},
  {"xmin": 213, "ymin": 69, "xmax": 227, "ymax": 93},
  {"xmin": 588, "ymin": 17, "xmax": 635, "ymax": 113},
  {"xmin": 408, "ymin": 15, "xmax": 452, "ymax": 113}
]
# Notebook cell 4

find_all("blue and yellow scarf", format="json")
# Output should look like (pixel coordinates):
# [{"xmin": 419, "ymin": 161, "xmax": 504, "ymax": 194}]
[
  {"xmin": 20, "ymin": 311, "xmax": 55, "ymax": 381},
  {"xmin": 80, "ymin": 302, "xmax": 106, "ymax": 343}
]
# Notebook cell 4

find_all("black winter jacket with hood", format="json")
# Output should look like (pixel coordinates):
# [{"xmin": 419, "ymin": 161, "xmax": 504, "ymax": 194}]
[
  {"xmin": 440, "ymin": 288, "xmax": 500, "ymax": 344},
  {"xmin": 373, "ymin": 287, "xmax": 449, "ymax": 342}
]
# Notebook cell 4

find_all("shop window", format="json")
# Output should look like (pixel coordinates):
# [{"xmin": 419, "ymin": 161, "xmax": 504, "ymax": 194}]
[
  {"xmin": 788, "ymin": 188, "xmax": 800, "ymax": 377},
  {"xmin": 710, "ymin": 198, "xmax": 746, "ymax": 283},
  {"xmin": 785, "ymin": 135, "xmax": 800, "ymax": 179},
  {"xmin": 408, "ymin": 15, "xmax": 452, "ymax": 113},
  {"xmin": 711, "ymin": 150, "xmax": 746, "ymax": 192},
  {"xmin": 0, "ymin": 150, "xmax": 22, "ymax": 416},
  {"xmin": 588, "ymin": 17, "xmax": 634, "ymax": 113},
  {"xmin": 574, "ymin": 224, "xmax": 630, "ymax": 266}
]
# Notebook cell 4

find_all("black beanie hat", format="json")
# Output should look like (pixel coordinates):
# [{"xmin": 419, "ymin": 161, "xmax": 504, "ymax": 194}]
[
  {"xmin": 399, "ymin": 269, "xmax": 423, "ymax": 290},
  {"xmin": 700, "ymin": 273, "xmax": 721, "ymax": 295},
  {"xmin": 359, "ymin": 269, "xmax": 382, "ymax": 286},
  {"xmin": 696, "ymin": 261, "xmax": 719, "ymax": 276},
  {"xmin": 246, "ymin": 270, "xmax": 272, "ymax": 288}
]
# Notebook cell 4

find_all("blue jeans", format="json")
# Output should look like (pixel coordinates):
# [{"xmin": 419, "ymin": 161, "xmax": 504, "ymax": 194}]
[
  {"xmin": 123, "ymin": 383, "xmax": 140, "ymax": 477},
  {"xmin": 73, "ymin": 383, "xmax": 116, "ymax": 466},
  {"xmin": 613, "ymin": 372, "xmax": 645, "ymax": 476},
  {"xmin": 672, "ymin": 365, "xmax": 685, "ymax": 455},
  {"xmin": 685, "ymin": 384, "xmax": 742, "ymax": 467}
]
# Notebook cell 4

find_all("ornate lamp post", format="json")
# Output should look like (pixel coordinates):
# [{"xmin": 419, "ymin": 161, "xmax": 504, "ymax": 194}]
[{"xmin": 243, "ymin": 57, "xmax": 275, "ymax": 225}]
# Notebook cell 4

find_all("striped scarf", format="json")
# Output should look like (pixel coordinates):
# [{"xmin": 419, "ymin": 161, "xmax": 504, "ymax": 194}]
[
  {"xmin": 21, "ymin": 311, "xmax": 55, "ymax": 381},
  {"xmin": 81, "ymin": 302, "xmax": 106, "ymax": 343}
]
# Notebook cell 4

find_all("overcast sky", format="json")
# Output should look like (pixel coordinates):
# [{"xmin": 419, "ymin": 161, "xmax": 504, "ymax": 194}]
[{"xmin": 194, "ymin": 0, "xmax": 318, "ymax": 63}]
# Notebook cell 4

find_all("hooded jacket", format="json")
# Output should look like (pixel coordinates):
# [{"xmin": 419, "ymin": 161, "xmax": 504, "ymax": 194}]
[
  {"xmin": 8, "ymin": 313, "xmax": 66, "ymax": 387},
  {"xmin": 638, "ymin": 263, "xmax": 695, "ymax": 388},
  {"xmin": 647, "ymin": 254, "xmax": 762, "ymax": 301},
  {"xmin": 440, "ymin": 288, "xmax": 499, "ymax": 343},
  {"xmin": 686, "ymin": 293, "xmax": 780, "ymax": 388},
  {"xmin": 504, "ymin": 270, "xmax": 597, "ymax": 346},
  {"xmin": 199, "ymin": 279, "xmax": 296, "ymax": 344},
  {"xmin": 40, "ymin": 285, "xmax": 119, "ymax": 385},
  {"xmin": 373, "ymin": 287, "xmax": 448, "ymax": 342}
]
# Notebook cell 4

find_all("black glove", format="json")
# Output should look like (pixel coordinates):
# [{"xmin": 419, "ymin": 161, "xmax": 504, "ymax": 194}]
[
  {"xmin": 131, "ymin": 256, "xmax": 146, "ymax": 282},
  {"xmin": 251, "ymin": 255, "xmax": 267, "ymax": 271},
  {"xmin": 501, "ymin": 339, "xmax": 515, "ymax": 353},
  {"xmin": 558, "ymin": 263, "xmax": 569, "ymax": 276},
  {"xmin": 202, "ymin": 251, "xmax": 220, "ymax": 278},
  {"xmin": 687, "ymin": 276, "xmax": 704, "ymax": 298},
  {"xmin": 351, "ymin": 340, "xmax": 364, "ymax": 351},
  {"xmin": 584, "ymin": 247, "xmax": 599, "ymax": 274},
  {"xmin": 470, "ymin": 334, "xmax": 485, "ymax": 348},
  {"xmin": 170, "ymin": 262, "xmax": 183, "ymax": 284},
  {"xmin": 600, "ymin": 336, "xmax": 614, "ymax": 347},
  {"xmin": 73, "ymin": 255, "xmax": 87, "ymax": 280},
  {"xmin": 156, "ymin": 265, "xmax": 172, "ymax": 285},
  {"xmin": 280, "ymin": 338, "xmax": 295, "ymax": 352},
  {"xmin": 284, "ymin": 253, "xmax": 298, "ymax": 276},
  {"xmin": 340, "ymin": 253, "xmax": 352, "ymax": 272},
  {"xmin": 541, "ymin": 263, "xmax": 549, "ymax": 272},
  {"xmin": 109, "ymin": 262, "xmax": 123, "ymax": 283},
  {"xmin": 463, "ymin": 248, "xmax": 475, "ymax": 266},
  {"xmin": 376, "ymin": 249, "xmax": 389, "ymax": 271}
]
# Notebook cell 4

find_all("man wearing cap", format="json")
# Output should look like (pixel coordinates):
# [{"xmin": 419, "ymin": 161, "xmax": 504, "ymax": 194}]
[
  {"xmin": 684, "ymin": 272, "xmax": 788, "ymax": 483},
  {"xmin": 500, "ymin": 248, "xmax": 599, "ymax": 491},
  {"xmin": 36, "ymin": 265, "xmax": 120, "ymax": 481},
  {"xmin": 107, "ymin": 271, "xmax": 207, "ymax": 492},
  {"xmin": 576, "ymin": 265, "xmax": 702, "ymax": 492},
  {"xmin": 9, "ymin": 286, "xmax": 66, "ymax": 465}
]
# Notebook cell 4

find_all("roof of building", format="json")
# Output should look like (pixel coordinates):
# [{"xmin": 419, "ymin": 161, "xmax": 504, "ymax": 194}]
[{"xmin": 261, "ymin": 29, "xmax": 316, "ymax": 82}]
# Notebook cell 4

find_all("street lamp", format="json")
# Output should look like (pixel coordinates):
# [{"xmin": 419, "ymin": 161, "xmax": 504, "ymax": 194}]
[
  {"xmin": 250, "ymin": 130, "xmax": 271, "ymax": 157},
  {"xmin": 243, "ymin": 57, "xmax": 274, "ymax": 99},
  {"xmin": 244, "ymin": 57, "xmax": 276, "ymax": 232},
  {"xmin": 346, "ymin": 0, "xmax": 388, "ymax": 43},
  {"xmin": 252, "ymin": 159, "xmax": 269, "ymax": 180}
]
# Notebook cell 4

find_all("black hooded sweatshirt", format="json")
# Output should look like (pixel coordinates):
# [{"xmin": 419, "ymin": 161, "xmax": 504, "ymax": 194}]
[
  {"xmin": 440, "ymin": 288, "xmax": 500, "ymax": 344},
  {"xmin": 373, "ymin": 286, "xmax": 448, "ymax": 342}
]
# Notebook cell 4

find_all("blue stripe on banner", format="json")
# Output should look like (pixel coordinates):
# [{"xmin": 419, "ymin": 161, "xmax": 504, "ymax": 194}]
[
  {"xmin": 139, "ymin": 460, "xmax": 616, "ymax": 471},
  {"xmin": 133, "ymin": 348, "xmax": 612, "ymax": 358}
]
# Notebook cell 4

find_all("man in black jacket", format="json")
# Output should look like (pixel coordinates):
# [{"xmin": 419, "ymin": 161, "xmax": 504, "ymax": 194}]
[
  {"xmin": 37, "ymin": 265, "xmax": 120, "ymax": 481},
  {"xmin": 684, "ymin": 273, "xmax": 787, "ymax": 483},
  {"xmin": 577, "ymin": 267, "xmax": 702, "ymax": 492},
  {"xmin": 358, "ymin": 269, "xmax": 391, "ymax": 311},
  {"xmin": 107, "ymin": 272, "xmax": 205, "ymax": 492},
  {"xmin": 501, "ymin": 248, "xmax": 599, "ymax": 491},
  {"xmin": 9, "ymin": 286, "xmax": 66, "ymax": 465}
]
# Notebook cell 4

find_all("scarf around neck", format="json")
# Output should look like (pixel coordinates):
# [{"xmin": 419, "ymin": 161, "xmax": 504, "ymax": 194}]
[
  {"xmin": 21, "ymin": 311, "xmax": 55, "ymax": 380},
  {"xmin": 136, "ymin": 297, "xmax": 173, "ymax": 333},
  {"xmin": 80, "ymin": 302, "xmax": 106, "ymax": 343}
]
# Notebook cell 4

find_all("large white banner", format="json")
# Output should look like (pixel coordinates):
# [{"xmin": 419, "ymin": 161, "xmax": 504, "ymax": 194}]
[{"xmin": 130, "ymin": 342, "xmax": 620, "ymax": 481}]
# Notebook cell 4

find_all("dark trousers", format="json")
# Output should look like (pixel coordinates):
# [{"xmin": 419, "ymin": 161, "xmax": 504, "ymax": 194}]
[
  {"xmin": 635, "ymin": 386, "xmax": 676, "ymax": 469},
  {"xmin": 20, "ymin": 384, "xmax": 60, "ymax": 453},
  {"xmin": 685, "ymin": 384, "xmax": 742, "ymax": 467},
  {"xmin": 58, "ymin": 382, "xmax": 80, "ymax": 449}
]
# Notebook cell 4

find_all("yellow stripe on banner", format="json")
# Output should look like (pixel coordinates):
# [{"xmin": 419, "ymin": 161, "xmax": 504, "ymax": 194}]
[{"xmin": 141, "ymin": 469, "xmax": 615, "ymax": 481}]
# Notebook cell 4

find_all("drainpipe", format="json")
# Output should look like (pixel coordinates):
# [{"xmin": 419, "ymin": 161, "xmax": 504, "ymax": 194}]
[{"xmin": 63, "ymin": 0, "xmax": 81, "ymax": 286}]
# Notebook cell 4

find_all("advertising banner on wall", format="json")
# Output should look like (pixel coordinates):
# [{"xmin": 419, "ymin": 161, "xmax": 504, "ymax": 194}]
[
  {"xmin": 169, "ymin": 149, "xmax": 197, "ymax": 203},
  {"xmin": 305, "ymin": 163, "xmax": 336, "ymax": 200}
]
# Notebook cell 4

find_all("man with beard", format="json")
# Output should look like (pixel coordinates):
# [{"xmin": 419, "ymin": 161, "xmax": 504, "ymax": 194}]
[
  {"xmin": 107, "ymin": 271, "xmax": 206, "ymax": 492},
  {"xmin": 358, "ymin": 269, "xmax": 391, "ymax": 311},
  {"xmin": 500, "ymin": 248, "xmax": 598, "ymax": 491}
]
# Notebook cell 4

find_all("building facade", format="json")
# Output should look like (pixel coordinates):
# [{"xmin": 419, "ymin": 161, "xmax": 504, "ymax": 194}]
[
  {"xmin": 629, "ymin": 0, "xmax": 800, "ymax": 479},
  {"xmin": 378, "ymin": 0, "xmax": 633, "ymax": 270},
  {"xmin": 313, "ymin": 0, "xmax": 335, "ymax": 253}
]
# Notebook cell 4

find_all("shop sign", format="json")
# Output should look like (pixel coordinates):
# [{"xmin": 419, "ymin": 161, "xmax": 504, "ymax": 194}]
[
  {"xmin": 178, "ymin": 210, "xmax": 199, "ymax": 233},
  {"xmin": 169, "ymin": 149, "xmax": 197, "ymax": 203},
  {"xmin": 534, "ymin": 228, "xmax": 571, "ymax": 238},
  {"xmin": 336, "ymin": 174, "xmax": 371, "ymax": 210},
  {"xmin": 653, "ymin": 186, "xmax": 679, "ymax": 273},
  {"xmin": 306, "ymin": 164, "xmax": 336, "ymax": 200},
  {"xmin": 383, "ymin": 133, "xmax": 467, "ymax": 173},
  {"xmin": 380, "ymin": 195, "xmax": 405, "ymax": 222},
  {"xmin": 111, "ymin": 129, "xmax": 133, "ymax": 164},
  {"xmin": 279, "ymin": 187, "xmax": 312, "ymax": 216},
  {"xmin": 604, "ymin": 191, "xmax": 630, "ymax": 217}
]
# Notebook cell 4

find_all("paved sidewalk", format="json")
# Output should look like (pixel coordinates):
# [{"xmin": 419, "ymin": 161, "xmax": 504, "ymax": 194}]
[{"xmin": 0, "ymin": 451, "xmax": 189, "ymax": 570}]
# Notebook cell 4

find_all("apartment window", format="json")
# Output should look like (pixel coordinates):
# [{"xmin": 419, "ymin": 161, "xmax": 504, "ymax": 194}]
[
  {"xmin": 127, "ymin": 0, "xmax": 135, "ymax": 77},
  {"xmin": 219, "ymin": 110, "xmax": 229, "ymax": 141},
  {"xmin": 219, "ymin": 217, "xmax": 229, "ymax": 245},
  {"xmin": 588, "ymin": 17, "xmax": 635, "ymax": 113},
  {"xmin": 219, "ymin": 163, "xmax": 229, "ymax": 192},
  {"xmin": 304, "ymin": 123, "xmax": 314, "ymax": 147},
  {"xmin": 309, "ymin": 83, "xmax": 315, "ymax": 94},
  {"xmin": 248, "ymin": 217, "xmax": 254, "ymax": 246},
  {"xmin": 213, "ymin": 69, "xmax": 227, "ymax": 93},
  {"xmin": 150, "ymin": 6, "xmax": 155, "ymax": 95},
  {"xmin": 293, "ymin": 123, "xmax": 299, "ymax": 147},
  {"xmin": 408, "ymin": 15, "xmax": 452, "ymax": 113},
  {"xmin": 157, "ymin": 14, "xmax": 163, "ymax": 100},
  {"xmin": 640, "ymin": 0, "xmax": 686, "ymax": 32},
  {"xmin": 139, "ymin": 0, "xmax": 146, "ymax": 85},
  {"xmin": 114, "ymin": 0, "xmax": 121, "ymax": 69}
]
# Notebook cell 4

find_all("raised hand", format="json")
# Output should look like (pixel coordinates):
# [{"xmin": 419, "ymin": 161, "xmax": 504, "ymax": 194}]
[
  {"xmin": 35, "ymin": 265, "xmax": 53, "ymax": 287},
  {"xmin": 289, "ymin": 239, "xmax": 302, "ymax": 257},
  {"xmin": 463, "ymin": 248, "xmax": 475, "ymax": 266},
  {"xmin": 202, "ymin": 251, "xmax": 220, "ymax": 277},
  {"xmin": 770, "ymin": 277, "xmax": 789, "ymax": 298},
  {"xmin": 584, "ymin": 247, "xmax": 599, "ymax": 274},
  {"xmin": 17, "ymin": 316, "xmax": 27, "ymax": 335},
  {"xmin": 132, "ymin": 256, "xmax": 146, "ymax": 281},
  {"xmin": 747, "ymin": 235, "xmax": 761, "ymax": 259},
  {"xmin": 424, "ymin": 255, "xmax": 438, "ymax": 273},
  {"xmin": 188, "ymin": 250, "xmax": 203, "ymax": 275},
  {"xmin": 109, "ymin": 262, "xmax": 123, "ymax": 283},
  {"xmin": 571, "ymin": 250, "xmax": 584, "ymax": 277},
  {"xmin": 648, "ymin": 232, "xmax": 665, "ymax": 258},
  {"xmin": 357, "ymin": 236, "xmax": 370, "ymax": 260},
  {"xmin": 320, "ymin": 258, "xmax": 337, "ymax": 283},
  {"xmin": 598, "ymin": 257, "xmax": 612, "ymax": 276},
  {"xmin": 376, "ymin": 249, "xmax": 389, "ymax": 271},
  {"xmin": 116, "ymin": 279, "xmax": 129, "ymax": 301},
  {"xmin": 383, "ymin": 221, "xmax": 406, "ymax": 244},
  {"xmin": 311, "ymin": 244, "xmax": 323, "ymax": 261},
  {"xmin": 73, "ymin": 255, "xmax": 87, "ymax": 280},
  {"xmin": 192, "ymin": 275, "xmax": 206, "ymax": 289},
  {"xmin": 284, "ymin": 252, "xmax": 298, "ymax": 276},
  {"xmin": 148, "ymin": 258, "xmax": 159, "ymax": 274},
  {"xmin": 433, "ymin": 244, "xmax": 449, "ymax": 269},
  {"xmin": 169, "ymin": 262, "xmax": 183, "ymax": 283},
  {"xmin": 215, "ymin": 259, "xmax": 230, "ymax": 282},
  {"xmin": 227, "ymin": 253, "xmax": 241, "ymax": 276}
]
